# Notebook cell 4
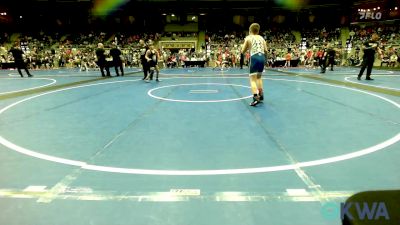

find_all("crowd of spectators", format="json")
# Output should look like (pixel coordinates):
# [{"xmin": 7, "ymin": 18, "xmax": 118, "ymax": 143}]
[
  {"xmin": 0, "ymin": 31, "xmax": 164, "ymax": 70},
  {"xmin": 348, "ymin": 25, "xmax": 400, "ymax": 67},
  {"xmin": 1, "ymin": 25, "xmax": 399, "ymax": 71}
]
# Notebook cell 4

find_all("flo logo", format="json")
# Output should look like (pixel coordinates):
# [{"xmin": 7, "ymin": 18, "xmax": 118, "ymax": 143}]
[{"xmin": 359, "ymin": 11, "xmax": 382, "ymax": 20}]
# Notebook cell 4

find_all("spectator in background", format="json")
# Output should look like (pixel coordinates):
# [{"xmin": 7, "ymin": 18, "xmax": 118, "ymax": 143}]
[
  {"xmin": 381, "ymin": 54, "xmax": 390, "ymax": 67},
  {"xmin": 305, "ymin": 49, "xmax": 314, "ymax": 68},
  {"xmin": 0, "ymin": 44, "xmax": 7, "ymax": 62},
  {"xmin": 59, "ymin": 52, "xmax": 66, "ymax": 67},
  {"xmin": 389, "ymin": 53, "xmax": 398, "ymax": 67},
  {"xmin": 284, "ymin": 51, "xmax": 291, "ymax": 68},
  {"xmin": 355, "ymin": 46, "xmax": 361, "ymax": 58},
  {"xmin": 80, "ymin": 53, "xmax": 89, "ymax": 71}
]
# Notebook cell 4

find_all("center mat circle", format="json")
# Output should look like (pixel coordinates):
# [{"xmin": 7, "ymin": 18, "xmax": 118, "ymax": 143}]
[
  {"xmin": 147, "ymin": 83, "xmax": 253, "ymax": 103},
  {"xmin": 0, "ymin": 77, "xmax": 399, "ymax": 175}
]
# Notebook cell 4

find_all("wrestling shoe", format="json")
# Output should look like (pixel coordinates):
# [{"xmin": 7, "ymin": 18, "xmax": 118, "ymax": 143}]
[{"xmin": 250, "ymin": 96, "xmax": 260, "ymax": 107}]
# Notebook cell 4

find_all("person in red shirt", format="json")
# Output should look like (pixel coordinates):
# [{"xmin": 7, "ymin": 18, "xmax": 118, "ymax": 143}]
[
  {"xmin": 306, "ymin": 50, "xmax": 314, "ymax": 68},
  {"xmin": 318, "ymin": 45, "xmax": 328, "ymax": 73},
  {"xmin": 214, "ymin": 51, "xmax": 223, "ymax": 69}
]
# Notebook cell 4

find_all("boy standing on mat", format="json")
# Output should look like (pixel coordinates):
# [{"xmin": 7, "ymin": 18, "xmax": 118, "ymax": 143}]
[
  {"xmin": 144, "ymin": 44, "xmax": 160, "ymax": 82},
  {"xmin": 241, "ymin": 23, "xmax": 268, "ymax": 106}
]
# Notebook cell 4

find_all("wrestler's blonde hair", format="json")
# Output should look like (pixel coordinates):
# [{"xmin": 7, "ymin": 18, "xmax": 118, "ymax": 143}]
[{"xmin": 249, "ymin": 23, "xmax": 260, "ymax": 34}]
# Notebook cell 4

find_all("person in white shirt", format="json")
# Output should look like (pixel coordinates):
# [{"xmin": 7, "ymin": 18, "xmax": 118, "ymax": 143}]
[
  {"xmin": 389, "ymin": 54, "xmax": 398, "ymax": 67},
  {"xmin": 241, "ymin": 23, "xmax": 268, "ymax": 106}
]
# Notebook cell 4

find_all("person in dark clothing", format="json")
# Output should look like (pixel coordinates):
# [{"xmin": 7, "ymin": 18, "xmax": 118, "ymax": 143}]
[
  {"xmin": 110, "ymin": 42, "xmax": 124, "ymax": 76},
  {"xmin": 326, "ymin": 45, "xmax": 336, "ymax": 71},
  {"xmin": 95, "ymin": 43, "xmax": 110, "ymax": 77},
  {"xmin": 8, "ymin": 43, "xmax": 32, "ymax": 78},
  {"xmin": 144, "ymin": 44, "xmax": 160, "ymax": 82},
  {"xmin": 240, "ymin": 53, "xmax": 244, "ymax": 69},
  {"xmin": 358, "ymin": 33, "xmax": 381, "ymax": 81},
  {"xmin": 139, "ymin": 39, "xmax": 149, "ymax": 80},
  {"xmin": 319, "ymin": 46, "xmax": 327, "ymax": 73}
]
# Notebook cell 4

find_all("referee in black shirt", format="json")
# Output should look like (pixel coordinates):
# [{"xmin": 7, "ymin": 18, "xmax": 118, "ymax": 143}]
[
  {"xmin": 357, "ymin": 33, "xmax": 381, "ymax": 81},
  {"xmin": 9, "ymin": 42, "xmax": 33, "ymax": 78},
  {"xmin": 139, "ymin": 40, "xmax": 149, "ymax": 80},
  {"xmin": 110, "ymin": 42, "xmax": 124, "ymax": 76},
  {"xmin": 95, "ymin": 43, "xmax": 110, "ymax": 77},
  {"xmin": 326, "ymin": 45, "xmax": 336, "ymax": 71}
]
